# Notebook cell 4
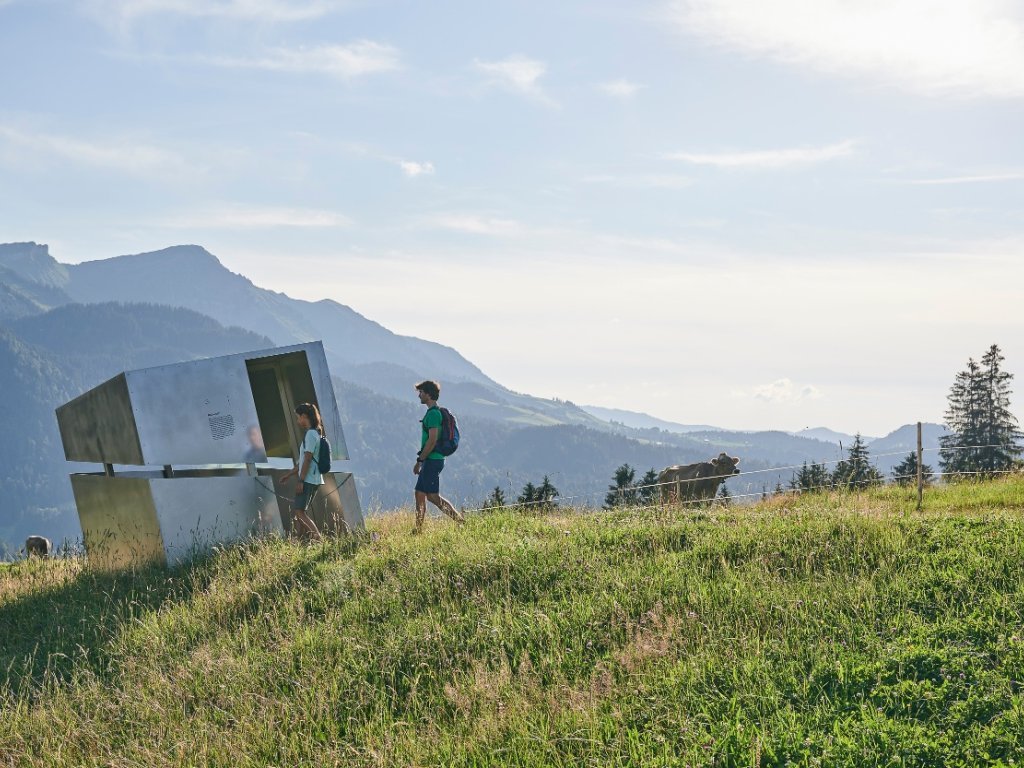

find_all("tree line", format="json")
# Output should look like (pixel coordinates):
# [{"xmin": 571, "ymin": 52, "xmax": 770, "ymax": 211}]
[
  {"xmin": 478, "ymin": 344, "xmax": 1021, "ymax": 511},
  {"xmin": 793, "ymin": 345, "xmax": 1020, "ymax": 492}
]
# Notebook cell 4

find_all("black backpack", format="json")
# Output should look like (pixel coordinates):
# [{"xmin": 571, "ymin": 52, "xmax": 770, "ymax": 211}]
[{"xmin": 315, "ymin": 432, "xmax": 332, "ymax": 474}]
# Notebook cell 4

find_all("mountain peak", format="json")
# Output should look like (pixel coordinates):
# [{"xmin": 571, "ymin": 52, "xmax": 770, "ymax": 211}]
[
  {"xmin": 96, "ymin": 244, "xmax": 226, "ymax": 271},
  {"xmin": 0, "ymin": 242, "xmax": 69, "ymax": 289}
]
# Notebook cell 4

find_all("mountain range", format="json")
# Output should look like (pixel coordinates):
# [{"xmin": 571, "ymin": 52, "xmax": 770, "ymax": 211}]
[{"xmin": 0, "ymin": 241, "xmax": 950, "ymax": 555}]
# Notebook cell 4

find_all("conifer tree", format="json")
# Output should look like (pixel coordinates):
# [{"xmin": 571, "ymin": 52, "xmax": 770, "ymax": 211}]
[
  {"xmin": 940, "ymin": 344, "xmax": 1021, "ymax": 477},
  {"xmin": 717, "ymin": 484, "xmax": 732, "ymax": 506},
  {"xmin": 537, "ymin": 475, "xmax": 559, "ymax": 510},
  {"xmin": 604, "ymin": 464, "xmax": 638, "ymax": 509},
  {"xmin": 517, "ymin": 481, "xmax": 538, "ymax": 507},
  {"xmin": 789, "ymin": 462, "xmax": 808, "ymax": 492},
  {"xmin": 485, "ymin": 485, "xmax": 506, "ymax": 508},
  {"xmin": 810, "ymin": 462, "xmax": 829, "ymax": 491},
  {"xmin": 789, "ymin": 461, "xmax": 830, "ymax": 493},
  {"xmin": 891, "ymin": 453, "xmax": 932, "ymax": 486},
  {"xmin": 831, "ymin": 434, "xmax": 883, "ymax": 489},
  {"xmin": 638, "ymin": 468, "xmax": 660, "ymax": 505}
]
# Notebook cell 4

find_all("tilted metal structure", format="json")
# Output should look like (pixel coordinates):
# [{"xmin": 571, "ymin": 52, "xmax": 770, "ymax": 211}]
[{"xmin": 56, "ymin": 342, "xmax": 363, "ymax": 569}]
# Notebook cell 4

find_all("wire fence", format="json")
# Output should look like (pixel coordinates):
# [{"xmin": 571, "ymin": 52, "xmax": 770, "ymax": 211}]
[{"xmin": 462, "ymin": 442, "xmax": 1024, "ymax": 516}]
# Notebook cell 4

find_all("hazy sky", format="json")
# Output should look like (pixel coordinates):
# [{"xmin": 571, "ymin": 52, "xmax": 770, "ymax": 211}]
[{"xmin": 3, "ymin": 0, "xmax": 1023, "ymax": 435}]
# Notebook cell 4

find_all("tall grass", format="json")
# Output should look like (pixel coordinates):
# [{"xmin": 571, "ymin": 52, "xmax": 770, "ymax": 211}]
[{"xmin": 2, "ymin": 478, "xmax": 1024, "ymax": 767}]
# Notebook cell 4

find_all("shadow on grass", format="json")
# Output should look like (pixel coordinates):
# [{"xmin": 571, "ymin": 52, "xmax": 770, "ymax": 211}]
[{"xmin": 0, "ymin": 535, "xmax": 364, "ymax": 700}]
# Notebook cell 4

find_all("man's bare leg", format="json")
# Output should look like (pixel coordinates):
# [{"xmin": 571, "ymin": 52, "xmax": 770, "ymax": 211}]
[
  {"xmin": 427, "ymin": 493, "xmax": 465, "ymax": 524},
  {"xmin": 414, "ymin": 490, "xmax": 428, "ymax": 532}
]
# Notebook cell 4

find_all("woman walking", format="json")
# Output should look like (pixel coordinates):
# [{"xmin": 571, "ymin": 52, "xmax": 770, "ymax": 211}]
[{"xmin": 281, "ymin": 402, "xmax": 325, "ymax": 541}]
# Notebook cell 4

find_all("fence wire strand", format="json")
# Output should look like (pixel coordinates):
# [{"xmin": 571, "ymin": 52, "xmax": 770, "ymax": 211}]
[{"xmin": 463, "ymin": 442, "xmax": 1022, "ymax": 516}]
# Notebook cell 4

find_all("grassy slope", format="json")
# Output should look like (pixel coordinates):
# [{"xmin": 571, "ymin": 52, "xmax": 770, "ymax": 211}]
[{"xmin": 2, "ymin": 480, "xmax": 1024, "ymax": 767}]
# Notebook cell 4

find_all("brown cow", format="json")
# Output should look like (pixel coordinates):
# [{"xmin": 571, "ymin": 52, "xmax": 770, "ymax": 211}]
[
  {"xmin": 25, "ymin": 535, "xmax": 51, "ymax": 558},
  {"xmin": 658, "ymin": 453, "xmax": 740, "ymax": 504}
]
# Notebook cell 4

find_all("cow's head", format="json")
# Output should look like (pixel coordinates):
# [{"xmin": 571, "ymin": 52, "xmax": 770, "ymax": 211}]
[{"xmin": 711, "ymin": 453, "xmax": 740, "ymax": 475}]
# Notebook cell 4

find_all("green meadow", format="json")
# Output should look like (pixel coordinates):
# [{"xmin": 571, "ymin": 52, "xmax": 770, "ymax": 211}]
[{"xmin": 3, "ymin": 478, "xmax": 1024, "ymax": 767}]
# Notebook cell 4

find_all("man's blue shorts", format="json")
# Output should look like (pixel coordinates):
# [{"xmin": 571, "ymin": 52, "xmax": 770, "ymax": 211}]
[{"xmin": 415, "ymin": 458, "xmax": 445, "ymax": 494}]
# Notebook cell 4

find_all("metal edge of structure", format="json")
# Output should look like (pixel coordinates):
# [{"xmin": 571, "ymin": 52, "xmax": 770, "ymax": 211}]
[{"xmin": 56, "ymin": 372, "xmax": 144, "ymax": 465}]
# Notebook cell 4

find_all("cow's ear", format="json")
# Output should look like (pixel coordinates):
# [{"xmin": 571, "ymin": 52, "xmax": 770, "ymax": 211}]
[
  {"xmin": 710, "ymin": 457, "xmax": 719, "ymax": 466},
  {"xmin": 731, "ymin": 456, "xmax": 740, "ymax": 465}
]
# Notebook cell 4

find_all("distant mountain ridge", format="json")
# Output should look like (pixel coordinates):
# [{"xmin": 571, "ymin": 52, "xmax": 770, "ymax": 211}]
[
  {"xmin": 5, "ymin": 242, "xmax": 612, "ymax": 430},
  {"xmin": 581, "ymin": 405, "xmax": 722, "ymax": 434},
  {"xmin": 63, "ymin": 244, "xmax": 491, "ymax": 384},
  {"xmin": 792, "ymin": 427, "xmax": 875, "ymax": 445}
]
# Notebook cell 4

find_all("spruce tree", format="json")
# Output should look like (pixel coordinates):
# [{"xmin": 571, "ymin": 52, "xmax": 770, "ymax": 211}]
[
  {"xmin": 717, "ymin": 484, "xmax": 732, "ymax": 507},
  {"xmin": 790, "ymin": 462, "xmax": 828, "ymax": 493},
  {"xmin": 891, "ymin": 453, "xmax": 932, "ymax": 486},
  {"xmin": 808, "ymin": 462, "xmax": 829, "ymax": 491},
  {"xmin": 638, "ymin": 468, "xmax": 660, "ymax": 505},
  {"xmin": 537, "ymin": 475, "xmax": 559, "ymax": 510},
  {"xmin": 485, "ymin": 485, "xmax": 506, "ymax": 508},
  {"xmin": 940, "ymin": 345, "xmax": 1022, "ymax": 477},
  {"xmin": 517, "ymin": 481, "xmax": 538, "ymax": 507},
  {"xmin": 604, "ymin": 464, "xmax": 637, "ymax": 509},
  {"xmin": 789, "ymin": 462, "xmax": 809, "ymax": 492},
  {"xmin": 831, "ymin": 434, "xmax": 883, "ymax": 489},
  {"xmin": 940, "ymin": 358, "xmax": 985, "ymax": 475}
]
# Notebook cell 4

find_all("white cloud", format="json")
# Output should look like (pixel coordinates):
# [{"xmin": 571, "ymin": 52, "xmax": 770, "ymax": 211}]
[
  {"xmin": 745, "ymin": 379, "xmax": 824, "ymax": 404},
  {"xmin": 0, "ymin": 125, "xmax": 191, "ymax": 176},
  {"xmin": 398, "ymin": 160, "xmax": 435, "ymax": 178},
  {"xmin": 597, "ymin": 78, "xmax": 645, "ymax": 98},
  {"xmin": 203, "ymin": 41, "xmax": 400, "ymax": 79},
  {"xmin": 474, "ymin": 55, "xmax": 556, "ymax": 105},
  {"xmin": 667, "ymin": 139, "xmax": 858, "ymax": 169},
  {"xmin": 582, "ymin": 173, "xmax": 692, "ymax": 189},
  {"xmin": 424, "ymin": 213, "xmax": 523, "ymax": 237},
  {"xmin": 666, "ymin": 0, "xmax": 1024, "ymax": 99},
  {"xmin": 162, "ymin": 205, "xmax": 351, "ymax": 228},
  {"xmin": 899, "ymin": 172, "xmax": 1024, "ymax": 185},
  {"xmin": 88, "ymin": 0, "xmax": 346, "ymax": 22}
]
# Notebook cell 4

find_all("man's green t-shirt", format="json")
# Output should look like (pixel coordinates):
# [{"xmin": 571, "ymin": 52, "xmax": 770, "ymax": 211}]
[{"xmin": 421, "ymin": 406, "xmax": 445, "ymax": 460}]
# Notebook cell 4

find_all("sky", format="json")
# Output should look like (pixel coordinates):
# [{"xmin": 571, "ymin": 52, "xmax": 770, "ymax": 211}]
[{"xmin": 2, "ymin": 0, "xmax": 1023, "ymax": 436}]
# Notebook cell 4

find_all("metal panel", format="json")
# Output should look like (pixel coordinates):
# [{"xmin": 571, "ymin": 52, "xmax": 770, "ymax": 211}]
[
  {"xmin": 258, "ymin": 469, "xmax": 363, "ymax": 536},
  {"xmin": 150, "ymin": 475, "xmax": 282, "ymax": 567},
  {"xmin": 127, "ymin": 356, "xmax": 264, "ymax": 466},
  {"xmin": 71, "ymin": 474, "xmax": 165, "ymax": 569},
  {"xmin": 303, "ymin": 345, "xmax": 350, "ymax": 460},
  {"xmin": 57, "ymin": 374, "xmax": 144, "ymax": 464},
  {"xmin": 327, "ymin": 472, "xmax": 364, "ymax": 533}
]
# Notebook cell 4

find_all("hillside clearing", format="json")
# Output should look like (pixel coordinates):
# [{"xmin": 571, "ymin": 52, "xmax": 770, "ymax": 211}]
[{"xmin": 3, "ymin": 479, "xmax": 1024, "ymax": 767}]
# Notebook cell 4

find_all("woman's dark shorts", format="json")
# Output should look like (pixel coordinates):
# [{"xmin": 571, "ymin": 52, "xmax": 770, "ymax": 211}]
[
  {"xmin": 294, "ymin": 481, "xmax": 319, "ymax": 511},
  {"xmin": 415, "ymin": 458, "xmax": 445, "ymax": 494}
]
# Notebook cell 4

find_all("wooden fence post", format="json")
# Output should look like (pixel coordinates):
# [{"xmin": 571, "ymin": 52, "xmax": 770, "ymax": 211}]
[{"xmin": 916, "ymin": 421, "xmax": 924, "ymax": 511}]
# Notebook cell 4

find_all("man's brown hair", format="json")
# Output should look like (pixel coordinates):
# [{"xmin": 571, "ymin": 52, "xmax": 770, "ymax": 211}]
[{"xmin": 415, "ymin": 380, "xmax": 441, "ymax": 400}]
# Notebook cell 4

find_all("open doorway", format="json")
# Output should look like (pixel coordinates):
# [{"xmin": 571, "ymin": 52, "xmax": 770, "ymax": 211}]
[{"xmin": 245, "ymin": 350, "xmax": 318, "ymax": 462}]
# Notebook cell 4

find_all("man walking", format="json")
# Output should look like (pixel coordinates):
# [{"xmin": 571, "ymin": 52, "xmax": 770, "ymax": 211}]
[{"xmin": 413, "ymin": 380, "xmax": 465, "ymax": 532}]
